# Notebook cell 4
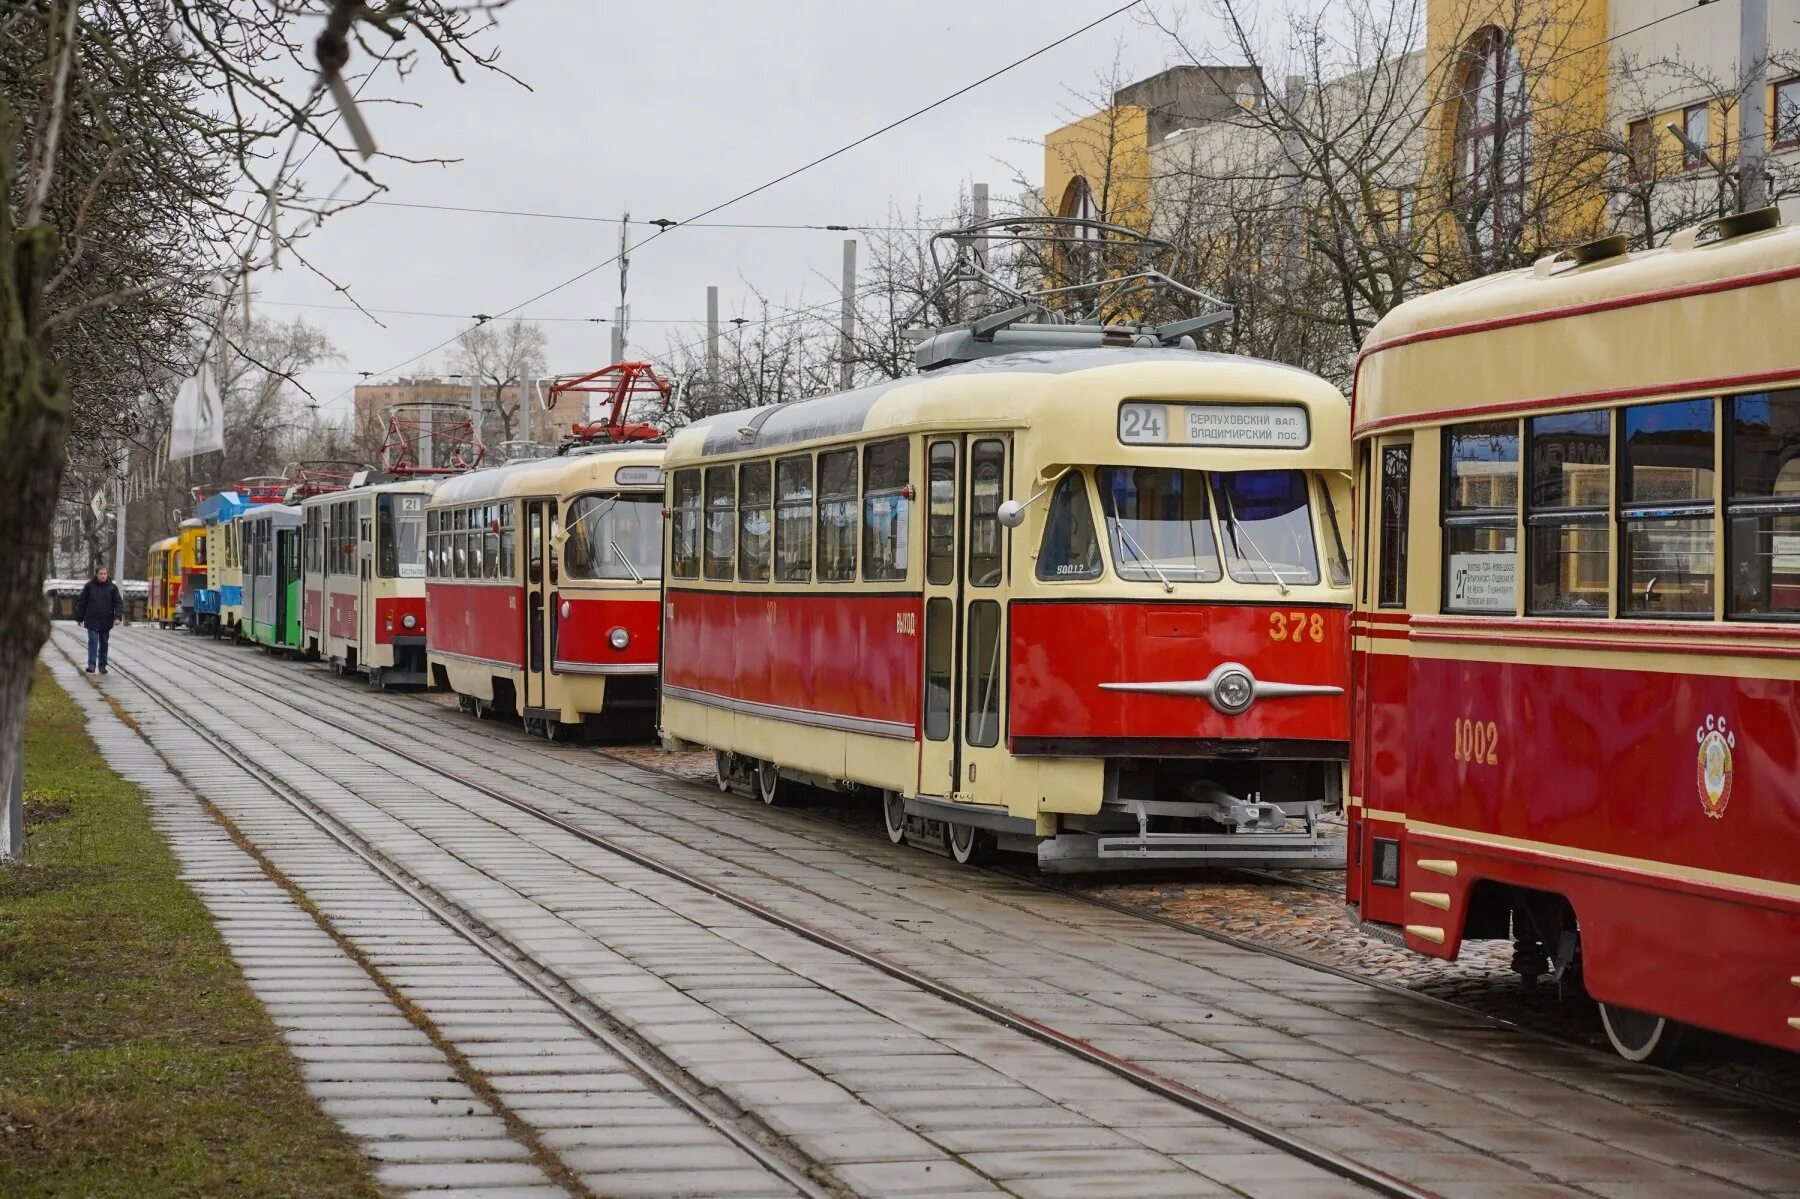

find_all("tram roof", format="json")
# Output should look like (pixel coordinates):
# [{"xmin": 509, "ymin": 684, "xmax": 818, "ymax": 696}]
[
  {"xmin": 296, "ymin": 475, "xmax": 442, "ymax": 510},
  {"xmin": 240, "ymin": 503, "xmax": 302, "ymax": 525},
  {"xmin": 148, "ymin": 536, "xmax": 176, "ymax": 552},
  {"xmin": 666, "ymin": 348, "xmax": 1341, "ymax": 464},
  {"xmin": 1354, "ymin": 219, "xmax": 1800, "ymax": 437},
  {"xmin": 426, "ymin": 443, "xmax": 666, "ymax": 507}
]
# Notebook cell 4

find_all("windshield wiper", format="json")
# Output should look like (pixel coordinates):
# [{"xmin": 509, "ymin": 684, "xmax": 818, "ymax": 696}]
[
  {"xmin": 608, "ymin": 538, "xmax": 645, "ymax": 584},
  {"xmin": 1216, "ymin": 489, "xmax": 1291, "ymax": 596},
  {"xmin": 1113, "ymin": 522, "xmax": 1174, "ymax": 593}
]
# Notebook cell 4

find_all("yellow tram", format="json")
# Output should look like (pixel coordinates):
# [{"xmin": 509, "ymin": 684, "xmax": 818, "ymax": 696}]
[{"xmin": 146, "ymin": 536, "xmax": 181, "ymax": 626}]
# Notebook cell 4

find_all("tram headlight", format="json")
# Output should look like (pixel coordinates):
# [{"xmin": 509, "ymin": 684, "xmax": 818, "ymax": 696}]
[
  {"xmin": 1209, "ymin": 666, "xmax": 1255, "ymax": 715},
  {"xmin": 608, "ymin": 626, "xmax": 630, "ymax": 651},
  {"xmin": 401, "ymin": 613, "xmax": 418, "ymax": 630}
]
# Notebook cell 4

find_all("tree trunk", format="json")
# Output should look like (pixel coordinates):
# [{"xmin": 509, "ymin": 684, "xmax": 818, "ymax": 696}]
[{"xmin": 0, "ymin": 102, "xmax": 71, "ymax": 860}]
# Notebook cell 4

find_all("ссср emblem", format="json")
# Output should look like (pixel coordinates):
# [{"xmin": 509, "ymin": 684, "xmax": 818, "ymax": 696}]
[{"xmin": 1695, "ymin": 714, "xmax": 1736, "ymax": 819}]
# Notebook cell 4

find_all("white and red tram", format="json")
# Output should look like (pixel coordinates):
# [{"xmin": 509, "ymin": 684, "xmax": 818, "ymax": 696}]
[
  {"xmin": 659, "ymin": 345, "xmax": 1354, "ymax": 869},
  {"xmin": 299, "ymin": 477, "xmax": 434, "ymax": 686},
  {"xmin": 425, "ymin": 445, "xmax": 664, "ymax": 738}
]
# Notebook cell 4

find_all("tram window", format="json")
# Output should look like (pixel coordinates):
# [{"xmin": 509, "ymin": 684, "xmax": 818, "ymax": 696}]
[
  {"xmin": 704, "ymin": 465, "xmax": 736, "ymax": 581},
  {"xmin": 485, "ymin": 508, "xmax": 501, "ymax": 581},
  {"xmin": 1727, "ymin": 389, "xmax": 1800, "ymax": 617},
  {"xmin": 924, "ymin": 597, "xmax": 953, "ymax": 742},
  {"xmin": 1317, "ymin": 476, "xmax": 1351, "ymax": 587},
  {"xmin": 500, "ymin": 502, "xmax": 516, "ymax": 578},
  {"xmin": 968, "ymin": 440, "xmax": 1006, "ymax": 587},
  {"xmin": 567, "ymin": 493, "xmax": 662, "ymax": 581},
  {"xmin": 1442, "ymin": 421, "xmax": 1518, "ymax": 614},
  {"xmin": 671, "ymin": 469, "xmax": 701, "ymax": 579},
  {"xmin": 454, "ymin": 508, "xmax": 468, "ymax": 579},
  {"xmin": 1526, "ymin": 410, "xmax": 1610, "ymax": 615},
  {"xmin": 1214, "ymin": 471, "xmax": 1321, "ymax": 587},
  {"xmin": 425, "ymin": 511, "xmax": 437, "ymax": 578},
  {"xmin": 863, "ymin": 439, "xmax": 911, "ymax": 583},
  {"xmin": 1622, "ymin": 398, "xmax": 1715, "ymax": 617},
  {"xmin": 818, "ymin": 449, "xmax": 857, "ymax": 582},
  {"xmin": 739, "ymin": 460, "xmax": 772, "ymax": 582},
  {"xmin": 965, "ymin": 600, "xmax": 1003, "ymax": 748},
  {"xmin": 1036, "ymin": 472, "xmax": 1101, "ymax": 581},
  {"xmin": 1096, "ymin": 466, "xmax": 1221, "ymax": 584},
  {"xmin": 927, "ymin": 441, "xmax": 957, "ymax": 586},
  {"xmin": 468, "ymin": 508, "xmax": 485, "ymax": 579},
  {"xmin": 774, "ymin": 454, "xmax": 814, "ymax": 583},
  {"xmin": 1378, "ymin": 443, "xmax": 1411, "ymax": 608}
]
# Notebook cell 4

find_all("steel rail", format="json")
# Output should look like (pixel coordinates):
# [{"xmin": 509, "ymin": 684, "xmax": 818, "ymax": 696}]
[
  {"xmin": 94, "ymin": 647, "xmax": 837, "ymax": 1199},
  {"xmin": 120, "ymin": 635, "xmax": 1437, "ymax": 1199}
]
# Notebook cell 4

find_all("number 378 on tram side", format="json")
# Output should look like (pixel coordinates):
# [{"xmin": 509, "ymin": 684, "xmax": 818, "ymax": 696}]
[{"xmin": 658, "ymin": 347, "xmax": 1354, "ymax": 869}]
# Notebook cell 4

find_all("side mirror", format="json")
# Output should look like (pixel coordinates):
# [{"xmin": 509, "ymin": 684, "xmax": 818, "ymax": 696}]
[{"xmin": 996, "ymin": 500, "xmax": 1028, "ymax": 529}]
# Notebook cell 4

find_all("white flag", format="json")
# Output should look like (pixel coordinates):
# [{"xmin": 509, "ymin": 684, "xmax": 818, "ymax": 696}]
[{"xmin": 168, "ymin": 363, "xmax": 224, "ymax": 461}]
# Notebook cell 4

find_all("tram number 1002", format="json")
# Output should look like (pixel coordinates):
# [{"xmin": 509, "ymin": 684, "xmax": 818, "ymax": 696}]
[{"xmin": 1452, "ymin": 717, "xmax": 1499, "ymax": 766}]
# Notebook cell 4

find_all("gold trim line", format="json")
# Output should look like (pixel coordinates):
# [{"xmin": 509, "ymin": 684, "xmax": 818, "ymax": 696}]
[
  {"xmin": 1416, "ymin": 859, "xmax": 1459, "ymax": 878},
  {"xmin": 1405, "ymin": 924, "xmax": 1446, "ymax": 944},
  {"xmin": 1410, "ymin": 891, "xmax": 1451, "ymax": 911}
]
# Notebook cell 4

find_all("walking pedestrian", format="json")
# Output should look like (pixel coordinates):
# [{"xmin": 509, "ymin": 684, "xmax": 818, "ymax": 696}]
[{"xmin": 74, "ymin": 564, "xmax": 125, "ymax": 675}]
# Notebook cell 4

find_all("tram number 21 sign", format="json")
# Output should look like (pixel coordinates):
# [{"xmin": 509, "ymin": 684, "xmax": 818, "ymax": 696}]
[{"xmin": 1118, "ymin": 402, "xmax": 1310, "ymax": 449}]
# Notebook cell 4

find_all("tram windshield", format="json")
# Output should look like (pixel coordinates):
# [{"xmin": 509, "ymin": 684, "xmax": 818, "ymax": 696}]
[
  {"xmin": 377, "ymin": 493, "xmax": 427, "ymax": 578},
  {"xmin": 1093, "ymin": 466, "xmax": 1321, "ymax": 586},
  {"xmin": 565, "ymin": 492, "xmax": 663, "ymax": 582}
]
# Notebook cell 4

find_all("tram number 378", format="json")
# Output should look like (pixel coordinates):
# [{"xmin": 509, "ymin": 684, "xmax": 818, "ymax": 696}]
[
  {"xmin": 1268, "ymin": 611, "xmax": 1326, "ymax": 643},
  {"xmin": 1452, "ymin": 717, "xmax": 1500, "ymax": 766}
]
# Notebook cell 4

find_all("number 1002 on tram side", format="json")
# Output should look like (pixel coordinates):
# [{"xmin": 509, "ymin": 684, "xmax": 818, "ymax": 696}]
[{"xmin": 658, "ymin": 346, "xmax": 1354, "ymax": 869}]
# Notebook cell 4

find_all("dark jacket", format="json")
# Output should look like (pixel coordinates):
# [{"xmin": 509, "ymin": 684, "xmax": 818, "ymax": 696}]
[{"xmin": 75, "ymin": 579, "xmax": 124, "ymax": 632}]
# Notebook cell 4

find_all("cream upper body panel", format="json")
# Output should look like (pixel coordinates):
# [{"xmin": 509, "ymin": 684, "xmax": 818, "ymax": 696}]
[
  {"xmin": 427, "ymin": 446, "xmax": 665, "ymax": 508},
  {"xmin": 1355, "ymin": 223, "xmax": 1800, "ymax": 438}
]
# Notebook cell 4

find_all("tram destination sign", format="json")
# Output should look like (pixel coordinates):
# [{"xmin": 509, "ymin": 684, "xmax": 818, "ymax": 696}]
[{"xmin": 1118, "ymin": 402, "xmax": 1310, "ymax": 448}]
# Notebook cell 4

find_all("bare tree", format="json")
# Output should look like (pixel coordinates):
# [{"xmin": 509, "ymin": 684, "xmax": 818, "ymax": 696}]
[
  {"xmin": 449, "ymin": 318, "xmax": 548, "ymax": 443},
  {"xmin": 2, "ymin": 0, "xmax": 513, "ymax": 855}
]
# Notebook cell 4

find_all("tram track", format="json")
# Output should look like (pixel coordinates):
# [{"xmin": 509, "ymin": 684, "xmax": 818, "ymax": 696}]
[
  {"xmin": 74, "ymin": 641, "xmax": 837, "ymax": 1199},
  {"xmin": 110, "ymin": 630, "xmax": 1442, "ymax": 1199},
  {"xmin": 147, "ymin": 631, "xmax": 1800, "ymax": 1125}
]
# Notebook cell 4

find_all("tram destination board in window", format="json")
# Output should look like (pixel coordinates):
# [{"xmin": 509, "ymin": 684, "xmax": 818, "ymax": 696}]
[{"xmin": 1118, "ymin": 401, "xmax": 1310, "ymax": 449}]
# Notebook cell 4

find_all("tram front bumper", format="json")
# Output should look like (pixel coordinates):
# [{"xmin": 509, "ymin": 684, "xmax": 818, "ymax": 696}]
[{"xmin": 1033, "ymin": 828, "xmax": 1347, "ymax": 873}]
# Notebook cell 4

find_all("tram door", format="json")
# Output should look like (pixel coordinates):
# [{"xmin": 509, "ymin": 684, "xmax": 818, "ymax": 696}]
[
  {"xmin": 358, "ymin": 504, "xmax": 373, "ymax": 660},
  {"xmin": 523, "ymin": 498, "xmax": 558, "ymax": 712},
  {"xmin": 918, "ymin": 435, "xmax": 1011, "ymax": 801}
]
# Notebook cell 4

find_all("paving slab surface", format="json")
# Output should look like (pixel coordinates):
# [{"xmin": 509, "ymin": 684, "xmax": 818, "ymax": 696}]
[{"xmin": 54, "ymin": 627, "xmax": 1800, "ymax": 1199}]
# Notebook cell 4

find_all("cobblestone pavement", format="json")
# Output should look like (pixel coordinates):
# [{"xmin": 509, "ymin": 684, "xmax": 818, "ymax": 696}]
[{"xmin": 76, "ymin": 627, "xmax": 1800, "ymax": 1198}]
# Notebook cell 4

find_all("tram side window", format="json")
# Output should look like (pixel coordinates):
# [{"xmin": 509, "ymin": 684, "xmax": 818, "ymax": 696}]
[
  {"xmin": 862, "ymin": 439, "xmax": 911, "ymax": 582},
  {"xmin": 453, "ymin": 508, "xmax": 468, "ymax": 579},
  {"xmin": 1036, "ymin": 471, "xmax": 1101, "ymax": 581},
  {"xmin": 1727, "ymin": 389, "xmax": 1800, "ymax": 617},
  {"xmin": 1442, "ymin": 421, "xmax": 1518, "ymax": 614},
  {"xmin": 965, "ymin": 600, "xmax": 1003, "ymax": 747},
  {"xmin": 739, "ymin": 460, "xmax": 773, "ymax": 582},
  {"xmin": 924, "ymin": 596, "xmax": 953, "ymax": 742},
  {"xmin": 1526, "ymin": 411, "xmax": 1610, "ymax": 615},
  {"xmin": 425, "ymin": 511, "xmax": 436, "ymax": 578},
  {"xmin": 1317, "ymin": 476, "xmax": 1351, "ymax": 587},
  {"xmin": 927, "ymin": 441, "xmax": 956, "ymax": 586},
  {"xmin": 1378, "ymin": 444, "xmax": 1411, "ymax": 608},
  {"xmin": 1622, "ymin": 398, "xmax": 1714, "ymax": 617},
  {"xmin": 968, "ymin": 440, "xmax": 1005, "ymax": 587},
  {"xmin": 671, "ymin": 470, "xmax": 701, "ymax": 579},
  {"xmin": 817, "ymin": 449, "xmax": 857, "ymax": 582},
  {"xmin": 774, "ymin": 455, "xmax": 814, "ymax": 583},
  {"xmin": 1096, "ymin": 466, "xmax": 1220, "ymax": 583},
  {"xmin": 500, "ymin": 502, "xmax": 516, "ymax": 579},
  {"xmin": 485, "ymin": 506, "xmax": 501, "ymax": 580},
  {"xmin": 704, "ymin": 465, "xmax": 736, "ymax": 581}
]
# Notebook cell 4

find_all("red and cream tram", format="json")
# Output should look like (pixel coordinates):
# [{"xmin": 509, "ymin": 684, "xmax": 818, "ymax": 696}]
[
  {"xmin": 299, "ymin": 477, "xmax": 434, "ymax": 687},
  {"xmin": 1349, "ymin": 209, "xmax": 1800, "ymax": 1061},
  {"xmin": 425, "ymin": 445, "xmax": 664, "ymax": 738},
  {"xmin": 660, "ymin": 345, "xmax": 1353, "ymax": 869}
]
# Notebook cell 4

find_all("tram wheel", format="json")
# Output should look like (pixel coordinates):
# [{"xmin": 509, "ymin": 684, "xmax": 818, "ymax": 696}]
[
  {"xmin": 882, "ymin": 791, "xmax": 908, "ymax": 845},
  {"xmin": 544, "ymin": 719, "xmax": 571, "ymax": 743},
  {"xmin": 756, "ymin": 760, "xmax": 782, "ymax": 806},
  {"xmin": 1599, "ymin": 1003, "xmax": 1688, "ymax": 1065},
  {"xmin": 945, "ymin": 821, "xmax": 988, "ymax": 866},
  {"xmin": 714, "ymin": 751, "xmax": 734, "ymax": 793}
]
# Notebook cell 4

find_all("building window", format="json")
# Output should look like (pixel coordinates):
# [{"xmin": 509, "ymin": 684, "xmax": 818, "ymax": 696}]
[
  {"xmin": 862, "ymin": 439, "xmax": 911, "ymax": 582},
  {"xmin": 1621, "ymin": 398, "xmax": 1714, "ymax": 616},
  {"xmin": 1526, "ymin": 410, "xmax": 1610, "ymax": 615},
  {"xmin": 1683, "ymin": 103, "xmax": 1711, "ymax": 171},
  {"xmin": 1378, "ymin": 443, "xmax": 1411, "ymax": 608},
  {"xmin": 774, "ymin": 454, "xmax": 813, "ymax": 583},
  {"xmin": 1443, "ymin": 421, "xmax": 1519, "ymax": 614},
  {"xmin": 1456, "ymin": 28, "xmax": 1530, "ymax": 252},
  {"xmin": 1727, "ymin": 390, "xmax": 1800, "ymax": 617},
  {"xmin": 738, "ymin": 459, "xmax": 772, "ymax": 582},
  {"xmin": 1776, "ymin": 78, "xmax": 1800, "ymax": 148},
  {"xmin": 1626, "ymin": 118, "xmax": 1653, "ymax": 181}
]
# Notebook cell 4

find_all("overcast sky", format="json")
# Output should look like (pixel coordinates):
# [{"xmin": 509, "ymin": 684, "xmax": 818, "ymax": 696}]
[{"xmin": 262, "ymin": 1, "xmax": 1218, "ymax": 418}]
